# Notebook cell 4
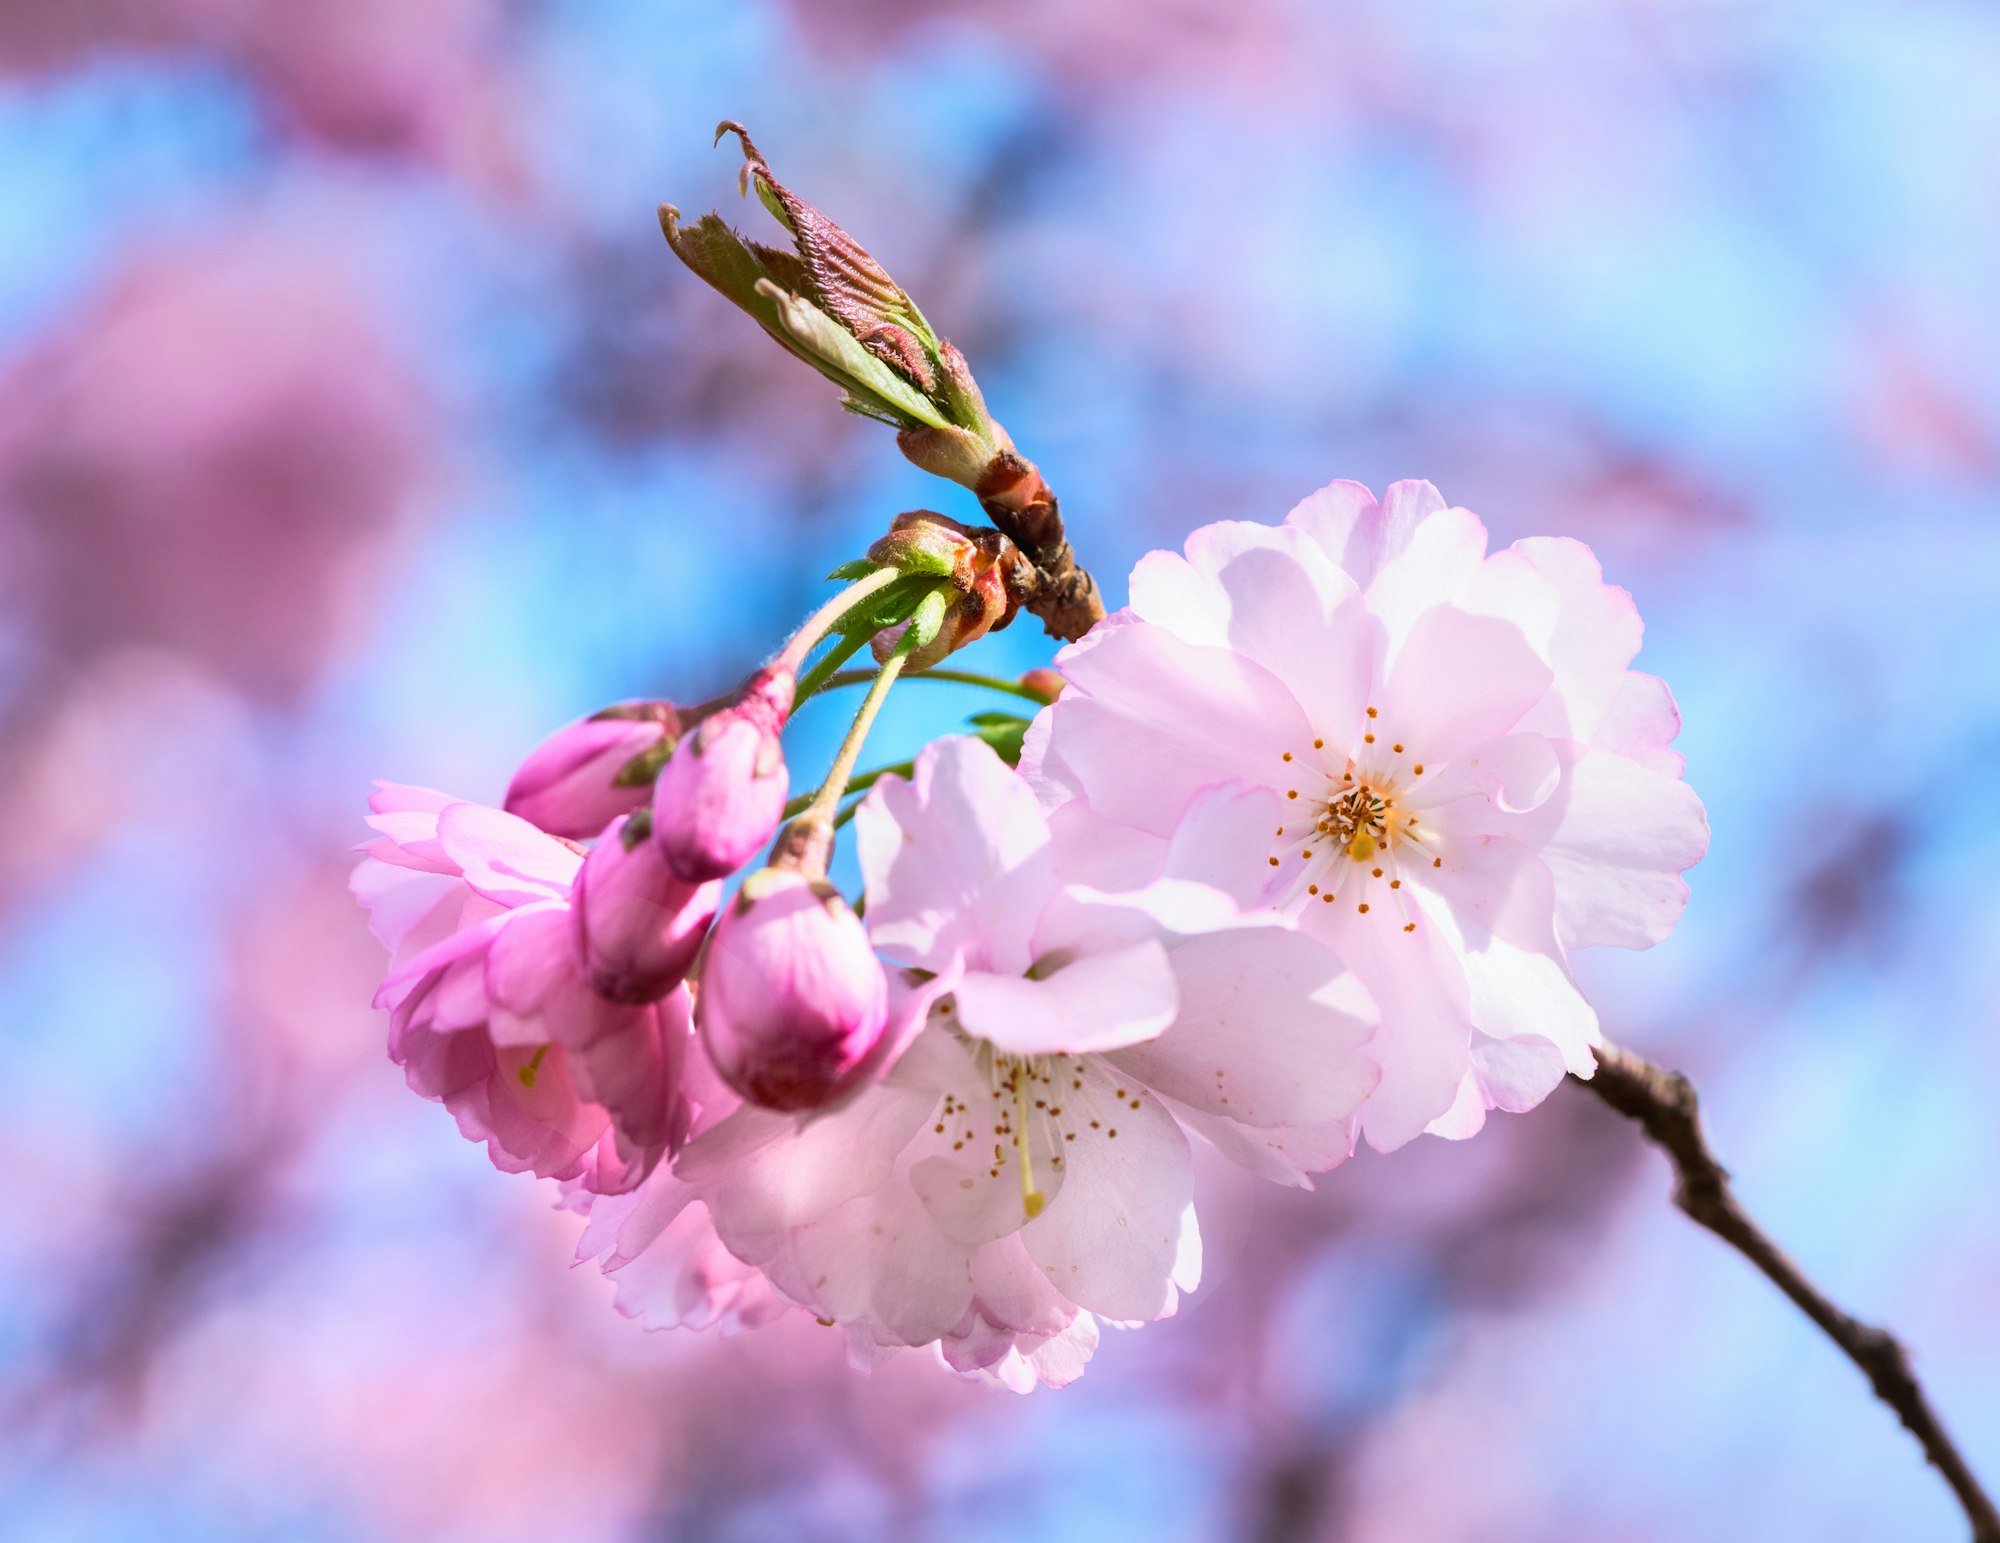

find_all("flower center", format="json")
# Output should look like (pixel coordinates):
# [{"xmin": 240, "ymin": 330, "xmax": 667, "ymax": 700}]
[
  {"xmin": 1264, "ymin": 707, "xmax": 1439, "ymax": 933},
  {"xmin": 923, "ymin": 1007, "xmax": 1144, "ymax": 1222}
]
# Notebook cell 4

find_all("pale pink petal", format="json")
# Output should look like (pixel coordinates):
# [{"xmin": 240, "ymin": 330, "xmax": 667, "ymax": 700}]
[
  {"xmin": 1377, "ymin": 605, "xmax": 1554, "ymax": 763},
  {"xmin": 1472, "ymin": 1035, "xmax": 1573, "ymax": 1110},
  {"xmin": 1133, "ymin": 521, "xmax": 1372, "ymax": 750},
  {"xmin": 1311, "ymin": 906, "xmax": 1472, "ymax": 1151},
  {"xmin": 1530, "ymin": 745, "xmax": 1710, "ymax": 951},
  {"xmin": 1594, "ymin": 670, "xmax": 1687, "ymax": 775},
  {"xmin": 435, "ymin": 800, "xmax": 581, "ymax": 905},
  {"xmin": 680, "ymin": 1078, "xmax": 939, "ymax": 1240},
  {"xmin": 773, "ymin": 1173, "xmax": 976, "ymax": 1347},
  {"xmin": 1509, "ymin": 536, "xmax": 1645, "ymax": 742},
  {"xmin": 967, "ymin": 1236, "xmax": 1078, "ymax": 1337},
  {"xmin": 1106, "ymin": 925, "xmax": 1378, "ymax": 1132},
  {"xmin": 1467, "ymin": 732, "xmax": 1563, "ymax": 815},
  {"xmin": 1360, "ymin": 504, "xmax": 1487, "ymax": 651},
  {"xmin": 1020, "ymin": 1063, "xmax": 1195, "ymax": 1322},
  {"xmin": 951, "ymin": 939, "xmax": 1179, "ymax": 1058},
  {"xmin": 1459, "ymin": 546, "xmax": 1561, "ymax": 660},
  {"xmin": 856, "ymin": 735, "xmax": 1055, "ymax": 976},
  {"xmin": 1164, "ymin": 1103, "xmax": 1358, "ymax": 1187},
  {"xmin": 350, "ymin": 860, "xmax": 460, "ymax": 955},
  {"xmin": 1408, "ymin": 837, "xmax": 1599, "ymax": 1077},
  {"xmin": 1022, "ymin": 1311, "xmax": 1100, "ymax": 1388},
  {"xmin": 1047, "ymin": 621, "xmax": 1313, "ymax": 835},
  {"xmin": 1154, "ymin": 782, "xmax": 1291, "ymax": 909},
  {"xmin": 1043, "ymin": 799, "xmax": 1167, "ymax": 889},
  {"xmin": 375, "ymin": 905, "xmax": 511, "ymax": 1017},
  {"xmin": 1423, "ymin": 1072, "xmax": 1489, "ymax": 1140},
  {"xmin": 1285, "ymin": 478, "xmax": 1448, "ymax": 589}
]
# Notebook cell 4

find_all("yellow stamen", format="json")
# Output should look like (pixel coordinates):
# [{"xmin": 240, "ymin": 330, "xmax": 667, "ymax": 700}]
[
  {"xmin": 1015, "ymin": 1072, "xmax": 1045, "ymax": 1218},
  {"xmin": 517, "ymin": 1044, "xmax": 550, "ymax": 1089}
]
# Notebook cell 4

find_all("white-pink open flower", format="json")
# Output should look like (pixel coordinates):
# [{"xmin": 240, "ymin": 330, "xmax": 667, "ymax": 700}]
[
  {"xmin": 353, "ymin": 783, "xmax": 690, "ymax": 1194},
  {"xmin": 661, "ymin": 736, "xmax": 1377, "ymax": 1389},
  {"xmin": 1024, "ymin": 479, "xmax": 1709, "ymax": 1148}
]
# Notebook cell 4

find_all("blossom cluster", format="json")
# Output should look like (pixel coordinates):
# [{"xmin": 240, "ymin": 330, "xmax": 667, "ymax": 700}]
[{"xmin": 356, "ymin": 480, "xmax": 1708, "ymax": 1389}]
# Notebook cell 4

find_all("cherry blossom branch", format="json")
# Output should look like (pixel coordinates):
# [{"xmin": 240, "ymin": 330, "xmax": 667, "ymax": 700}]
[
  {"xmin": 968, "ymin": 448, "xmax": 1104, "ymax": 644},
  {"xmin": 1577, "ymin": 1041, "xmax": 2000, "ymax": 1543}
]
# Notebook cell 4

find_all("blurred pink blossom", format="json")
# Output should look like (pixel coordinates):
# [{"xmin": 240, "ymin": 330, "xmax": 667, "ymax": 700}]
[{"xmin": 0, "ymin": 236, "xmax": 430, "ymax": 702}]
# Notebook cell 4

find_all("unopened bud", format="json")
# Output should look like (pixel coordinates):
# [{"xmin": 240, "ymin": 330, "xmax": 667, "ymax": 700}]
[
  {"xmin": 695, "ymin": 866, "xmax": 888, "ymax": 1112},
  {"xmin": 504, "ymin": 702, "xmax": 678, "ymax": 840},
  {"xmin": 652, "ymin": 668, "xmax": 794, "ymax": 882},
  {"xmin": 1018, "ymin": 668, "xmax": 1065, "ymax": 704},
  {"xmin": 661, "ymin": 124, "xmax": 1002, "ymax": 454},
  {"xmin": 864, "ymin": 515, "xmax": 1022, "ymax": 670},
  {"xmin": 572, "ymin": 812, "xmax": 722, "ymax": 1003}
]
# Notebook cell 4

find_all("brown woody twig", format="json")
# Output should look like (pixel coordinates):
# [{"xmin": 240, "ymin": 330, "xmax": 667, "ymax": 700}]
[
  {"xmin": 973, "ymin": 448, "xmax": 1104, "ymax": 644},
  {"xmin": 1579, "ymin": 1041, "xmax": 2000, "ymax": 1542}
]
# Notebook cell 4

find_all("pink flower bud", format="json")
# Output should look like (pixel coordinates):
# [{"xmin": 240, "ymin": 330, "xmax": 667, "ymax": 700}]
[
  {"xmin": 695, "ymin": 866, "xmax": 888, "ymax": 1111},
  {"xmin": 504, "ymin": 702, "xmax": 678, "ymax": 840},
  {"xmin": 571, "ymin": 814, "xmax": 721, "ymax": 1004},
  {"xmin": 1018, "ymin": 668, "xmax": 1065, "ymax": 703},
  {"xmin": 652, "ymin": 670, "xmax": 793, "ymax": 882}
]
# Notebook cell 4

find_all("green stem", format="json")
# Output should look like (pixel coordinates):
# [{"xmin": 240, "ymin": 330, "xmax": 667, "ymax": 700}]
[
  {"xmin": 774, "ymin": 565, "xmax": 904, "ymax": 676},
  {"xmin": 781, "ymin": 756, "xmax": 915, "ymax": 822},
  {"xmin": 812, "ymin": 666, "xmax": 1053, "ymax": 705},
  {"xmin": 798, "ymin": 633, "xmax": 916, "ymax": 834},
  {"xmin": 792, "ymin": 630, "xmax": 874, "ymax": 707}
]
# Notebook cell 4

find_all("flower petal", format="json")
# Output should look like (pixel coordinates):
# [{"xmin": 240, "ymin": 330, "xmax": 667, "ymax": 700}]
[
  {"xmin": 1407, "ymin": 835, "xmax": 1598, "ymax": 1077},
  {"xmin": 1048, "ymin": 620, "xmax": 1314, "ymax": 836},
  {"xmin": 952, "ymin": 938, "xmax": 1179, "ymax": 1058},
  {"xmin": 856, "ymin": 735, "xmax": 1055, "ymax": 976},
  {"xmin": 1378, "ymin": 605, "xmax": 1554, "ymax": 762},
  {"xmin": 1021, "ymin": 1062, "xmax": 1196, "ymax": 1322},
  {"xmin": 1285, "ymin": 478, "xmax": 1446, "ymax": 590},
  {"xmin": 1105, "ymin": 925, "xmax": 1378, "ymax": 1132},
  {"xmin": 435, "ymin": 800, "xmax": 581, "ymax": 905}
]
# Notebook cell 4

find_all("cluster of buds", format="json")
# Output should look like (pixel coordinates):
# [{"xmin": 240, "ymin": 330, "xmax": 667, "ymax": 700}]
[
  {"xmin": 492, "ymin": 531, "xmax": 1012, "ymax": 1116},
  {"xmin": 861, "ymin": 511, "xmax": 1023, "ymax": 669}
]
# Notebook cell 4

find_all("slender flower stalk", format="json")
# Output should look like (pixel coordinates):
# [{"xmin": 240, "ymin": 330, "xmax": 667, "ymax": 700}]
[
  {"xmin": 792, "ymin": 629, "xmax": 874, "ymax": 706},
  {"xmin": 812, "ymin": 666, "xmax": 1055, "ymax": 705},
  {"xmin": 782, "ymin": 622, "xmax": 921, "ymax": 874},
  {"xmin": 773, "ymin": 564, "xmax": 903, "ymax": 676}
]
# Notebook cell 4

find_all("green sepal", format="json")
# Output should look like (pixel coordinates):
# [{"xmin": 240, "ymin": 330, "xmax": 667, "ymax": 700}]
[
  {"xmin": 825, "ymin": 558, "xmax": 882, "ymax": 582},
  {"xmin": 830, "ymin": 573, "xmax": 945, "ymax": 640},
  {"xmin": 898, "ymin": 587, "xmax": 952, "ymax": 657},
  {"xmin": 970, "ymin": 715, "xmax": 1030, "ymax": 766},
  {"xmin": 612, "ymin": 737, "xmax": 677, "ymax": 788}
]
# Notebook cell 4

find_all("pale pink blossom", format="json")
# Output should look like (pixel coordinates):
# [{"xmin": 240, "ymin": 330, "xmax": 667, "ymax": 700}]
[
  {"xmin": 1024, "ymin": 479, "xmax": 1709, "ymax": 1148},
  {"xmin": 571, "ymin": 813, "xmax": 720, "ymax": 1004},
  {"xmin": 504, "ymin": 703, "xmax": 676, "ymax": 841},
  {"xmin": 655, "ymin": 737, "xmax": 1375, "ymax": 1389},
  {"xmin": 653, "ymin": 667, "xmax": 794, "ymax": 882},
  {"xmin": 696, "ymin": 866, "xmax": 889, "ymax": 1112},
  {"xmin": 353, "ymin": 783, "xmax": 689, "ymax": 1194}
]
